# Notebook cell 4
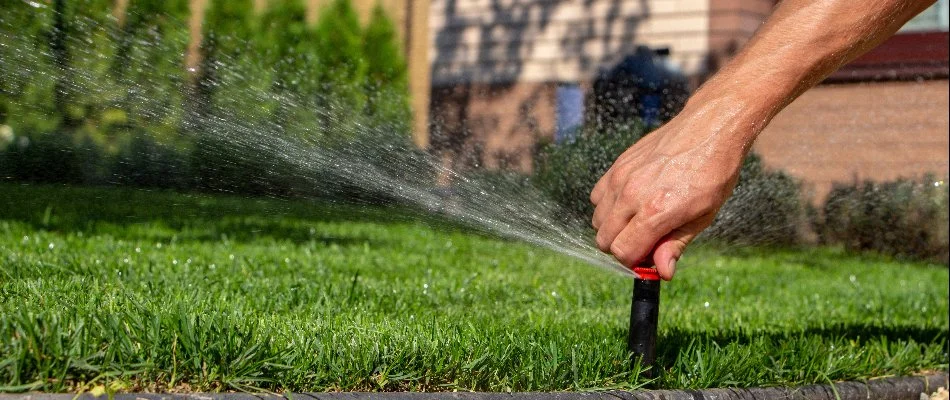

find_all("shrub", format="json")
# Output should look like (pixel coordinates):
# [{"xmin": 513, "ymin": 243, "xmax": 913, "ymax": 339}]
[
  {"xmin": 534, "ymin": 128, "xmax": 806, "ymax": 245},
  {"xmin": 533, "ymin": 123, "xmax": 649, "ymax": 222},
  {"xmin": 2, "ymin": 0, "xmax": 418, "ymax": 202},
  {"xmin": 362, "ymin": 4, "xmax": 412, "ymax": 133},
  {"xmin": 111, "ymin": 132, "xmax": 189, "ymax": 190},
  {"xmin": 817, "ymin": 177, "xmax": 949, "ymax": 264},
  {"xmin": 701, "ymin": 153, "xmax": 806, "ymax": 246},
  {"xmin": 0, "ymin": 129, "xmax": 84, "ymax": 184}
]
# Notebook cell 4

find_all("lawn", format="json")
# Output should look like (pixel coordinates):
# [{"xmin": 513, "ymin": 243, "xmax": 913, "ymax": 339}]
[{"xmin": 0, "ymin": 184, "xmax": 947, "ymax": 393}]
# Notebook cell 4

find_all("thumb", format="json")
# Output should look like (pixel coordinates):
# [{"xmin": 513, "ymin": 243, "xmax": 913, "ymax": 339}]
[
  {"xmin": 651, "ymin": 212, "xmax": 715, "ymax": 280},
  {"xmin": 651, "ymin": 230, "xmax": 693, "ymax": 281}
]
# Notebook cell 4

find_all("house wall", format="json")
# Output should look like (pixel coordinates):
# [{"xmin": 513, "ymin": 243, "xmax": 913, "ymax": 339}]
[
  {"xmin": 429, "ymin": 0, "xmax": 713, "ymax": 86},
  {"xmin": 430, "ymin": 82, "xmax": 558, "ymax": 171},
  {"xmin": 427, "ymin": 0, "xmax": 757, "ymax": 171},
  {"xmin": 705, "ymin": 0, "xmax": 773, "ymax": 74},
  {"xmin": 753, "ymin": 80, "xmax": 950, "ymax": 201}
]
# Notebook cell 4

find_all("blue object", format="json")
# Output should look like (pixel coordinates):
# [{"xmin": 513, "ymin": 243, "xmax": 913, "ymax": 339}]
[{"xmin": 556, "ymin": 83, "xmax": 584, "ymax": 143}]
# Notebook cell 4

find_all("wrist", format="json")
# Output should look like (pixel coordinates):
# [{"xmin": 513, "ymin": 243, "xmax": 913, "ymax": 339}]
[{"xmin": 677, "ymin": 85, "xmax": 773, "ymax": 155}]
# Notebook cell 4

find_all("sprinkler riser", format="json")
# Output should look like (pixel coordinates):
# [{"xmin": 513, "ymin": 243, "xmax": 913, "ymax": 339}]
[{"xmin": 628, "ymin": 276, "xmax": 660, "ymax": 376}]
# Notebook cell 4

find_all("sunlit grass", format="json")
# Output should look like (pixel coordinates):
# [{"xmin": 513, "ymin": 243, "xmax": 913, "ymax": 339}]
[{"xmin": 0, "ymin": 184, "xmax": 947, "ymax": 392}]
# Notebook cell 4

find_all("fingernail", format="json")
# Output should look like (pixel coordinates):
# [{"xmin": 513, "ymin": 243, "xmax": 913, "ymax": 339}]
[{"xmin": 667, "ymin": 258, "xmax": 677, "ymax": 279}]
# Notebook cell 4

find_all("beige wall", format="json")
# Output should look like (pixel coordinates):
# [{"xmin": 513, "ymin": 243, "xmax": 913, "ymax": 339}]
[
  {"xmin": 754, "ymin": 80, "xmax": 950, "ymax": 201},
  {"xmin": 429, "ymin": 0, "xmax": 712, "ymax": 85}
]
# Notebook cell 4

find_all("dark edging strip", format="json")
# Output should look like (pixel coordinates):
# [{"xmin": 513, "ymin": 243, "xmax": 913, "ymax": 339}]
[{"xmin": 2, "ymin": 373, "xmax": 946, "ymax": 400}]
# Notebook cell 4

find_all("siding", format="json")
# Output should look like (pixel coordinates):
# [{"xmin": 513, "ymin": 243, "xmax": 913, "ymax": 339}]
[{"xmin": 429, "ymin": 0, "xmax": 711, "ymax": 85}]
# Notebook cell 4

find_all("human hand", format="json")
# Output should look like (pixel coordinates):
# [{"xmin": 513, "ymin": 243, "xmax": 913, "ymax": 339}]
[{"xmin": 590, "ymin": 98, "xmax": 756, "ymax": 280}]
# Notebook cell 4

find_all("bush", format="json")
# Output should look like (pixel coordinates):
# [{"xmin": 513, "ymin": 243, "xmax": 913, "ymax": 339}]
[
  {"xmin": 111, "ymin": 132, "xmax": 189, "ymax": 189},
  {"xmin": 0, "ymin": 129, "xmax": 84, "ymax": 184},
  {"xmin": 534, "ymin": 128, "xmax": 806, "ymax": 245},
  {"xmin": 533, "ymin": 123, "xmax": 649, "ymax": 222},
  {"xmin": 817, "ymin": 177, "xmax": 949, "ymax": 264},
  {"xmin": 1, "ymin": 0, "xmax": 417, "ymax": 203},
  {"xmin": 701, "ymin": 153, "xmax": 806, "ymax": 246}
]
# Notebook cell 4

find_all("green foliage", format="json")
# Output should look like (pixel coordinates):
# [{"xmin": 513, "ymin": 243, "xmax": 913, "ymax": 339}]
[
  {"xmin": 0, "ymin": 184, "xmax": 947, "ymax": 391},
  {"xmin": 817, "ymin": 176, "xmax": 949, "ymax": 263},
  {"xmin": 112, "ymin": 0, "xmax": 189, "ymax": 140},
  {"xmin": 202, "ymin": 0, "xmax": 256, "ymax": 59},
  {"xmin": 0, "ymin": 0, "xmax": 416, "ymax": 199},
  {"xmin": 314, "ymin": 0, "xmax": 366, "ymax": 90},
  {"xmin": 362, "ymin": 3, "xmax": 412, "ymax": 133},
  {"xmin": 310, "ymin": 0, "xmax": 368, "ymax": 141},
  {"xmin": 702, "ymin": 153, "xmax": 806, "ymax": 246},
  {"xmin": 363, "ymin": 4, "xmax": 407, "ymax": 87},
  {"xmin": 257, "ymin": 0, "xmax": 318, "ymax": 94}
]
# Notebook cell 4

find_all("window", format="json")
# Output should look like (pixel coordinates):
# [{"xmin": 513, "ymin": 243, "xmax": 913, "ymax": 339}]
[
  {"xmin": 900, "ymin": 0, "xmax": 949, "ymax": 32},
  {"xmin": 555, "ymin": 83, "xmax": 584, "ymax": 143}
]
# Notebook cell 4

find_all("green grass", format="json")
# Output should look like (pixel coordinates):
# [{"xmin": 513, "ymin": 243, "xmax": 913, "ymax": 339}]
[{"xmin": 0, "ymin": 184, "xmax": 947, "ymax": 393}]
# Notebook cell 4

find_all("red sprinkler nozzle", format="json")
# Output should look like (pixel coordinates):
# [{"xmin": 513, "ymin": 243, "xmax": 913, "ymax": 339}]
[
  {"xmin": 629, "ymin": 264, "xmax": 661, "ymax": 377},
  {"xmin": 633, "ymin": 267, "xmax": 661, "ymax": 281}
]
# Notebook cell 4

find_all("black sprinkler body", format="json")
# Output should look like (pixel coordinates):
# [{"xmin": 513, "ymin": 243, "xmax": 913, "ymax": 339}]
[{"xmin": 629, "ymin": 266, "xmax": 661, "ymax": 376}]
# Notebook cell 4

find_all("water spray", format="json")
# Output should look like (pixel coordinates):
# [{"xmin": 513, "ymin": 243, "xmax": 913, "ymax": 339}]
[{"xmin": 629, "ymin": 265, "xmax": 661, "ymax": 377}]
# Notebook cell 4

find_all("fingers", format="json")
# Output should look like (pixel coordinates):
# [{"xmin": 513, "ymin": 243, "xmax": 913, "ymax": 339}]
[
  {"xmin": 606, "ymin": 213, "xmax": 670, "ymax": 268},
  {"xmin": 650, "ymin": 212, "xmax": 715, "ymax": 280},
  {"xmin": 594, "ymin": 201, "xmax": 634, "ymax": 252},
  {"xmin": 590, "ymin": 189, "xmax": 612, "ymax": 230},
  {"xmin": 651, "ymin": 230, "xmax": 694, "ymax": 281},
  {"xmin": 590, "ymin": 170, "xmax": 610, "ymax": 206},
  {"xmin": 593, "ymin": 181, "xmax": 640, "ymax": 251}
]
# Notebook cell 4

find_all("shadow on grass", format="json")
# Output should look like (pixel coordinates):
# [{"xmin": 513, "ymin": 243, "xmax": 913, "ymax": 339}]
[
  {"xmin": 655, "ymin": 323, "xmax": 949, "ymax": 367},
  {"xmin": 0, "ymin": 183, "xmax": 481, "ymax": 247}
]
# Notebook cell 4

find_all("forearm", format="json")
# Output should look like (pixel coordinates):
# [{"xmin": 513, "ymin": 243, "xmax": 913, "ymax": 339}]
[{"xmin": 684, "ymin": 0, "xmax": 935, "ymax": 152}]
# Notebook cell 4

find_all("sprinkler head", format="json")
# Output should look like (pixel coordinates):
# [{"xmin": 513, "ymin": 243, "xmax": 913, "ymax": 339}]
[{"xmin": 629, "ymin": 265, "xmax": 661, "ymax": 377}]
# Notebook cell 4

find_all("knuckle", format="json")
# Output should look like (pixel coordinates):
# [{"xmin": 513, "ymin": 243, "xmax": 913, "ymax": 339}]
[
  {"xmin": 641, "ymin": 194, "xmax": 668, "ymax": 217},
  {"xmin": 608, "ymin": 170, "xmax": 627, "ymax": 188},
  {"xmin": 619, "ymin": 183, "xmax": 640, "ymax": 202},
  {"xmin": 595, "ymin": 233, "xmax": 612, "ymax": 252}
]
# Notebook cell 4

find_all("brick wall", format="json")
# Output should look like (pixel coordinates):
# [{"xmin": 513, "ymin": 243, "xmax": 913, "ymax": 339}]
[
  {"xmin": 754, "ymin": 80, "xmax": 950, "ymax": 201},
  {"xmin": 430, "ymin": 82, "xmax": 557, "ymax": 171}
]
